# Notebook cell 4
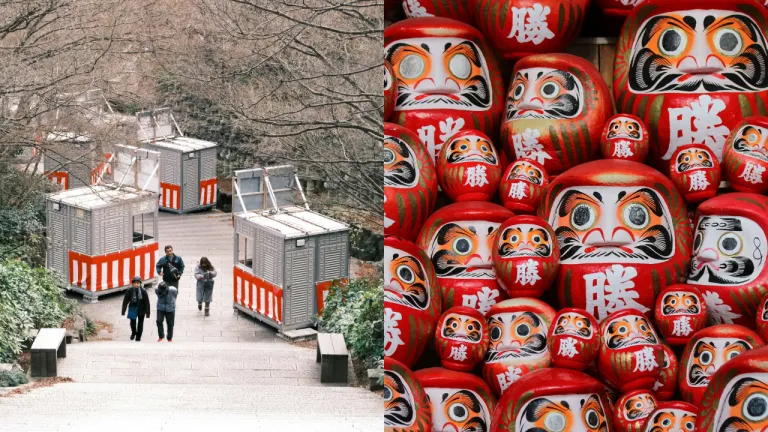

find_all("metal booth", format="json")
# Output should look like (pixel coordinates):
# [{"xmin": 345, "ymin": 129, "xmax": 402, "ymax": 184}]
[
  {"xmin": 232, "ymin": 166, "xmax": 351, "ymax": 333},
  {"xmin": 46, "ymin": 145, "xmax": 161, "ymax": 302},
  {"xmin": 136, "ymin": 108, "xmax": 218, "ymax": 213}
]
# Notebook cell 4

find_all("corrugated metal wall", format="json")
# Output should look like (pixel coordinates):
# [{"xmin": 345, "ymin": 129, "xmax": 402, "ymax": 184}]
[
  {"xmin": 317, "ymin": 232, "xmax": 349, "ymax": 281},
  {"xmin": 182, "ymin": 155, "xmax": 198, "ymax": 211},
  {"xmin": 201, "ymin": 148, "xmax": 217, "ymax": 180},
  {"xmin": 283, "ymin": 239, "xmax": 315, "ymax": 328},
  {"xmin": 47, "ymin": 204, "xmax": 69, "ymax": 280},
  {"xmin": 93, "ymin": 204, "xmax": 129, "ymax": 255},
  {"xmin": 254, "ymin": 226, "xmax": 284, "ymax": 288}
]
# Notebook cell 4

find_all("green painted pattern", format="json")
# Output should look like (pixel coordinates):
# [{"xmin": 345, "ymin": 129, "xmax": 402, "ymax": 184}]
[
  {"xmin": 408, "ymin": 191, "xmax": 418, "ymax": 229},
  {"xmin": 549, "ymin": 125, "xmax": 564, "ymax": 164},
  {"xmin": 396, "ymin": 193, "xmax": 407, "ymax": 228},
  {"xmin": 758, "ymin": 96, "xmax": 767, "ymax": 116},
  {"xmin": 577, "ymin": 121, "xmax": 590, "ymax": 163},
  {"xmin": 652, "ymin": 270, "xmax": 660, "ymax": 297},
  {"xmin": 739, "ymin": 94, "xmax": 753, "ymax": 117},
  {"xmin": 557, "ymin": 3, "xmax": 565, "ymax": 33},
  {"xmin": 563, "ymin": 270, "xmax": 573, "ymax": 306},
  {"xmin": 560, "ymin": 124, "xmax": 575, "ymax": 167}
]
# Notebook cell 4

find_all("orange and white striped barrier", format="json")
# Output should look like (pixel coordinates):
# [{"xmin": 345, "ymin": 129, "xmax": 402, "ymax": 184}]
[
  {"xmin": 47, "ymin": 171, "xmax": 69, "ymax": 189},
  {"xmin": 200, "ymin": 178, "xmax": 217, "ymax": 206},
  {"xmin": 90, "ymin": 153, "xmax": 113, "ymax": 185},
  {"xmin": 315, "ymin": 278, "xmax": 348, "ymax": 316},
  {"xmin": 69, "ymin": 242, "xmax": 158, "ymax": 293},
  {"xmin": 233, "ymin": 266, "xmax": 283, "ymax": 324},
  {"xmin": 159, "ymin": 182, "xmax": 181, "ymax": 210}
]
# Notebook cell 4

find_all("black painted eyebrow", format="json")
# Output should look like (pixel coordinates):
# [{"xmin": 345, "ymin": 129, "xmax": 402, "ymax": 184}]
[{"xmin": 420, "ymin": 43, "xmax": 430, "ymax": 53}]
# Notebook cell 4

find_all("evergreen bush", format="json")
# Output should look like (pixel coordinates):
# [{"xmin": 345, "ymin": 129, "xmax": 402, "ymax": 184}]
[{"xmin": 0, "ymin": 370, "xmax": 28, "ymax": 387}]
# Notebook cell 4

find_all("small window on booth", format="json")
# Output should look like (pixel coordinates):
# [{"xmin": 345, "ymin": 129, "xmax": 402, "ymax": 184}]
[
  {"xmin": 133, "ymin": 212, "xmax": 155, "ymax": 243},
  {"xmin": 238, "ymin": 234, "xmax": 253, "ymax": 267}
]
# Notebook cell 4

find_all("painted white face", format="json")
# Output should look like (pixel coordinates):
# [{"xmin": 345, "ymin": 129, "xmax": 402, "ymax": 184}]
[
  {"xmin": 606, "ymin": 116, "xmax": 643, "ymax": 141},
  {"xmin": 486, "ymin": 311, "xmax": 549, "ymax": 364},
  {"xmin": 553, "ymin": 312, "xmax": 594, "ymax": 339},
  {"xmin": 497, "ymin": 223, "xmax": 553, "ymax": 258},
  {"xmin": 603, "ymin": 314, "xmax": 659, "ymax": 350},
  {"xmin": 515, "ymin": 393, "xmax": 610, "ymax": 432},
  {"xmin": 385, "ymin": 37, "xmax": 493, "ymax": 111},
  {"xmin": 384, "ymin": 246, "xmax": 431, "ymax": 311},
  {"xmin": 660, "ymin": 291, "xmax": 701, "ymax": 316},
  {"xmin": 628, "ymin": 10, "xmax": 768, "ymax": 94},
  {"xmin": 427, "ymin": 220, "xmax": 499, "ymax": 279},
  {"xmin": 424, "ymin": 387, "xmax": 492, "ymax": 432},
  {"xmin": 506, "ymin": 67, "xmax": 585, "ymax": 120},
  {"xmin": 444, "ymin": 134, "xmax": 499, "ymax": 165},
  {"xmin": 643, "ymin": 408, "xmax": 696, "ymax": 432},
  {"xmin": 688, "ymin": 216, "xmax": 767, "ymax": 286},
  {"xmin": 506, "ymin": 160, "xmax": 545, "ymax": 185},
  {"xmin": 548, "ymin": 186, "xmax": 676, "ymax": 264},
  {"xmin": 713, "ymin": 373, "xmax": 768, "ymax": 432},
  {"xmin": 384, "ymin": 370, "xmax": 417, "ymax": 427},
  {"xmin": 686, "ymin": 337, "xmax": 752, "ymax": 387},
  {"xmin": 441, "ymin": 312, "xmax": 484, "ymax": 344},
  {"xmin": 622, "ymin": 393, "xmax": 657, "ymax": 421},
  {"xmin": 733, "ymin": 124, "xmax": 768, "ymax": 163},
  {"xmin": 384, "ymin": 135, "xmax": 420, "ymax": 188}
]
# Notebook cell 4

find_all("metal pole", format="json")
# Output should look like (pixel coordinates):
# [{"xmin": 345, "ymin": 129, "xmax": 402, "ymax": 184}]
[
  {"xmin": 232, "ymin": 178, "xmax": 251, "ymax": 217},
  {"xmin": 294, "ymin": 174, "xmax": 310, "ymax": 210},
  {"xmin": 116, "ymin": 153, "xmax": 137, "ymax": 191},
  {"xmin": 264, "ymin": 170, "xmax": 280, "ymax": 213}
]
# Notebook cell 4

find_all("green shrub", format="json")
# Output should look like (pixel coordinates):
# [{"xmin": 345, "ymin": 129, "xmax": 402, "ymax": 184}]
[
  {"xmin": 317, "ymin": 277, "xmax": 383, "ymax": 369},
  {"xmin": 0, "ymin": 260, "xmax": 70, "ymax": 363},
  {"xmin": 0, "ymin": 370, "xmax": 28, "ymax": 387}
]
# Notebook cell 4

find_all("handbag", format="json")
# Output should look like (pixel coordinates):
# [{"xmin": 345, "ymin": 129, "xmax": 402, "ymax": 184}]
[{"xmin": 127, "ymin": 306, "xmax": 138, "ymax": 320}]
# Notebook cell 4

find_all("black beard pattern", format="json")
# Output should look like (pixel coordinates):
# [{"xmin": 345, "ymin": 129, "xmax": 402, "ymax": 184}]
[
  {"xmin": 607, "ymin": 130, "xmax": 641, "ymax": 140},
  {"xmin": 734, "ymin": 138, "xmax": 768, "ymax": 163},
  {"xmin": 556, "ymin": 225, "xmax": 673, "ymax": 262},
  {"xmin": 508, "ymin": 173, "xmax": 541, "ymax": 185},
  {"xmin": 506, "ymin": 93, "xmax": 580, "ymax": 120},
  {"xmin": 447, "ymin": 151, "xmax": 497, "ymax": 165},
  {"xmin": 385, "ymin": 160, "xmax": 417, "ymax": 187},
  {"xmin": 384, "ymin": 282, "xmax": 428, "ymax": 309},
  {"xmin": 688, "ymin": 257, "xmax": 756, "ymax": 285},
  {"xmin": 663, "ymin": 304, "xmax": 699, "ymax": 315},
  {"xmin": 384, "ymin": 371, "xmax": 415, "ymax": 426},
  {"xmin": 687, "ymin": 363, "xmax": 710, "ymax": 387},
  {"xmin": 498, "ymin": 243, "xmax": 550, "ymax": 258},
  {"xmin": 677, "ymin": 160, "xmax": 714, "ymax": 172},
  {"xmin": 554, "ymin": 326, "xmax": 591, "ymax": 338},
  {"xmin": 484, "ymin": 333, "xmax": 546, "ymax": 363},
  {"xmin": 626, "ymin": 404, "xmax": 653, "ymax": 421}
]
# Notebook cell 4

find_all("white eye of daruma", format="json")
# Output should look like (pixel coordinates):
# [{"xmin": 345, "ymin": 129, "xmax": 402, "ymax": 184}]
[
  {"xmin": 540, "ymin": 82, "xmax": 560, "ymax": 99},
  {"xmin": 544, "ymin": 412, "xmax": 566, "ymax": 431},
  {"xmin": 570, "ymin": 203, "xmax": 596, "ymax": 231},
  {"xmin": 623, "ymin": 203, "xmax": 650, "ymax": 230},
  {"xmin": 718, "ymin": 233, "xmax": 743, "ymax": 256},
  {"xmin": 715, "ymin": 28, "xmax": 743, "ymax": 56},
  {"xmin": 659, "ymin": 28, "xmax": 688, "ymax": 56},
  {"xmin": 743, "ymin": 394, "xmax": 768, "ymax": 422},
  {"xmin": 453, "ymin": 237, "xmax": 472, "ymax": 256},
  {"xmin": 448, "ymin": 402, "xmax": 469, "ymax": 422},
  {"xmin": 399, "ymin": 54, "xmax": 425, "ymax": 79},
  {"xmin": 699, "ymin": 351, "xmax": 713, "ymax": 365},
  {"xmin": 513, "ymin": 83, "xmax": 525, "ymax": 100},
  {"xmin": 585, "ymin": 409, "xmax": 600, "ymax": 428},
  {"xmin": 396, "ymin": 265, "xmax": 415, "ymax": 284},
  {"xmin": 449, "ymin": 54, "xmax": 472, "ymax": 80},
  {"xmin": 384, "ymin": 148, "xmax": 395, "ymax": 165}
]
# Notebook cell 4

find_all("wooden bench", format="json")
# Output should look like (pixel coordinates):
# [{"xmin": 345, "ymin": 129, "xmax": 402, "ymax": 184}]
[
  {"xmin": 316, "ymin": 333, "xmax": 349, "ymax": 384},
  {"xmin": 30, "ymin": 328, "xmax": 67, "ymax": 378}
]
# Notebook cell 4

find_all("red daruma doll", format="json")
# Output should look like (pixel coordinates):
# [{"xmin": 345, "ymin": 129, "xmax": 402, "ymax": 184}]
[
  {"xmin": 758, "ymin": 294, "xmax": 768, "ymax": 342},
  {"xmin": 499, "ymin": 158, "xmax": 550, "ymax": 215},
  {"xmin": 413, "ymin": 368, "xmax": 497, "ymax": 432},
  {"xmin": 598, "ymin": 308, "xmax": 664, "ymax": 393},
  {"xmin": 600, "ymin": 114, "xmax": 650, "ymax": 162},
  {"xmin": 723, "ymin": 117, "xmax": 768, "ymax": 194},
  {"xmin": 434, "ymin": 306, "xmax": 489, "ymax": 372},
  {"xmin": 436, "ymin": 129, "xmax": 502, "ymax": 202},
  {"xmin": 614, "ymin": 390, "xmax": 658, "ymax": 432},
  {"xmin": 669, "ymin": 144, "xmax": 721, "ymax": 204},
  {"xmin": 547, "ymin": 307, "xmax": 600, "ymax": 371},
  {"xmin": 641, "ymin": 401, "xmax": 697, "ymax": 432},
  {"xmin": 384, "ymin": 61, "xmax": 396, "ymax": 121},
  {"xmin": 490, "ymin": 368, "xmax": 615, "ymax": 432},
  {"xmin": 653, "ymin": 284, "xmax": 708, "ymax": 347},
  {"xmin": 492, "ymin": 215, "xmax": 559, "ymax": 299},
  {"xmin": 384, "ymin": 357, "xmax": 432, "ymax": 431},
  {"xmin": 653, "ymin": 343, "xmax": 678, "ymax": 401}
]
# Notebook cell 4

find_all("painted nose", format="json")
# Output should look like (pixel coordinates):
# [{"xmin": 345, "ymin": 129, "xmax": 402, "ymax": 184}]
[
  {"xmin": 678, "ymin": 52, "xmax": 726, "ymax": 74},
  {"xmin": 609, "ymin": 228, "xmax": 634, "ymax": 245},
  {"xmin": 698, "ymin": 248, "xmax": 719, "ymax": 262}
]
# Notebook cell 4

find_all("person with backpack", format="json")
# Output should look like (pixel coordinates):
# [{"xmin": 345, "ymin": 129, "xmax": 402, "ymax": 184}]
[
  {"xmin": 194, "ymin": 257, "xmax": 218, "ymax": 316},
  {"xmin": 155, "ymin": 245, "xmax": 184, "ymax": 290},
  {"xmin": 155, "ymin": 281, "xmax": 178, "ymax": 342},
  {"xmin": 121, "ymin": 276, "xmax": 150, "ymax": 341}
]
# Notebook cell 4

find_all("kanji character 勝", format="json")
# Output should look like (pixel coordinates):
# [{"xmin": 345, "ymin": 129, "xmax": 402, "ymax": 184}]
[
  {"xmin": 464, "ymin": 165, "xmax": 489, "ymax": 188},
  {"xmin": 496, "ymin": 366, "xmax": 523, "ymax": 393},
  {"xmin": 508, "ymin": 4, "xmax": 555, "ymax": 45},
  {"xmin": 703, "ymin": 291, "xmax": 741, "ymax": 325},
  {"xmin": 402, "ymin": 0, "xmax": 428, "ymax": 16},
  {"xmin": 462, "ymin": 286, "xmax": 500, "ymax": 315},
  {"xmin": 688, "ymin": 171, "xmax": 710, "ymax": 191},
  {"xmin": 557, "ymin": 337, "xmax": 579, "ymax": 358},
  {"xmin": 515, "ymin": 259, "xmax": 541, "ymax": 286},
  {"xmin": 633, "ymin": 347, "xmax": 659, "ymax": 372},
  {"xmin": 671, "ymin": 316, "xmax": 693, "ymax": 337},
  {"xmin": 666, "ymin": 95, "xmax": 729, "ymax": 160},
  {"xmin": 612, "ymin": 140, "xmax": 634, "ymax": 158},
  {"xmin": 449, "ymin": 344, "xmax": 468, "ymax": 362},
  {"xmin": 511, "ymin": 128, "xmax": 552, "ymax": 165},
  {"xmin": 384, "ymin": 307, "xmax": 405, "ymax": 357},
  {"xmin": 507, "ymin": 181, "xmax": 528, "ymax": 200},
  {"xmin": 417, "ymin": 117, "xmax": 466, "ymax": 159},
  {"xmin": 739, "ymin": 162, "xmax": 765, "ymax": 185},
  {"xmin": 584, "ymin": 264, "xmax": 648, "ymax": 320}
]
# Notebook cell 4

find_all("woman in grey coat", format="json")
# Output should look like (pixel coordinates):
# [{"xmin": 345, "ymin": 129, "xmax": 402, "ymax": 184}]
[{"xmin": 195, "ymin": 257, "xmax": 218, "ymax": 316}]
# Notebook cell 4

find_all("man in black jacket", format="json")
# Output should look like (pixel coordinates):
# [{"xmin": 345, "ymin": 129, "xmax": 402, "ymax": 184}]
[
  {"xmin": 155, "ymin": 245, "xmax": 185, "ymax": 290},
  {"xmin": 121, "ymin": 276, "xmax": 151, "ymax": 341}
]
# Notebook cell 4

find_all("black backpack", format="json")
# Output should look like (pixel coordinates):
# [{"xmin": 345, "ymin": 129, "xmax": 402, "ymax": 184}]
[{"xmin": 167, "ymin": 258, "xmax": 181, "ymax": 279}]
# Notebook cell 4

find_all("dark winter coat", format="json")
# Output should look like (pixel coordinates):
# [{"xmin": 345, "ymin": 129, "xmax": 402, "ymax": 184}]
[
  {"xmin": 155, "ymin": 254, "xmax": 185, "ymax": 284},
  {"xmin": 121, "ymin": 287, "xmax": 150, "ymax": 318}
]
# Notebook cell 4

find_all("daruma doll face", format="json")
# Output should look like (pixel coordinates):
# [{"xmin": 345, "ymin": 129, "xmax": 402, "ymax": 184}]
[
  {"xmin": 414, "ymin": 368, "xmax": 496, "ymax": 432},
  {"xmin": 548, "ymin": 308, "xmax": 600, "ymax": 370},
  {"xmin": 436, "ymin": 130, "xmax": 501, "ymax": 202},
  {"xmin": 724, "ymin": 117, "xmax": 768, "ymax": 193},
  {"xmin": 613, "ymin": 1, "xmax": 768, "ymax": 167},
  {"xmin": 615, "ymin": 390, "xmax": 658, "ymax": 432},
  {"xmin": 642, "ymin": 403, "xmax": 697, "ymax": 432},
  {"xmin": 500, "ymin": 158, "xmax": 549, "ymax": 214},
  {"xmin": 654, "ymin": 285, "xmax": 708, "ymax": 346},
  {"xmin": 384, "ymin": 358, "xmax": 432, "ymax": 432},
  {"xmin": 600, "ymin": 114, "xmax": 650, "ymax": 162},
  {"xmin": 435, "ymin": 306, "xmax": 489, "ymax": 371}
]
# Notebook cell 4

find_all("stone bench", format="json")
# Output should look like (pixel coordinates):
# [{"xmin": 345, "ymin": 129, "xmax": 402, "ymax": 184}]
[
  {"xmin": 30, "ymin": 328, "xmax": 67, "ymax": 378},
  {"xmin": 316, "ymin": 333, "xmax": 348, "ymax": 384}
]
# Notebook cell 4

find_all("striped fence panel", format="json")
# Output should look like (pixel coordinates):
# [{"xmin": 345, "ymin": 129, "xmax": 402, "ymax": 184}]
[
  {"xmin": 159, "ymin": 182, "xmax": 181, "ymax": 210},
  {"xmin": 233, "ymin": 265, "xmax": 283, "ymax": 324},
  {"xmin": 200, "ymin": 178, "xmax": 217, "ymax": 206},
  {"xmin": 69, "ymin": 242, "xmax": 158, "ymax": 292},
  {"xmin": 315, "ymin": 278, "xmax": 348, "ymax": 316}
]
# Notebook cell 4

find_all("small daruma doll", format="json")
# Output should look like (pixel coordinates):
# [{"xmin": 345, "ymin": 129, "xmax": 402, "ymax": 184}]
[
  {"xmin": 384, "ymin": 236, "xmax": 442, "ymax": 368},
  {"xmin": 669, "ymin": 144, "xmax": 721, "ymax": 204},
  {"xmin": 492, "ymin": 215, "xmax": 559, "ymax": 299},
  {"xmin": 642, "ymin": 401, "xmax": 697, "ymax": 432},
  {"xmin": 385, "ymin": 357, "xmax": 432, "ymax": 431},
  {"xmin": 384, "ymin": 17, "xmax": 504, "ymax": 161},
  {"xmin": 384, "ymin": 122, "xmax": 438, "ymax": 241},
  {"xmin": 384, "ymin": 61, "xmax": 396, "ymax": 121},
  {"xmin": 482, "ymin": 298, "xmax": 556, "ymax": 396},
  {"xmin": 598, "ymin": 308, "xmax": 664, "ymax": 393},
  {"xmin": 614, "ymin": 390, "xmax": 658, "ymax": 432},
  {"xmin": 678, "ymin": 324, "xmax": 765, "ymax": 407},
  {"xmin": 547, "ymin": 307, "xmax": 600, "ymax": 371},
  {"xmin": 434, "ymin": 306, "xmax": 489, "ymax": 372},
  {"xmin": 499, "ymin": 158, "xmax": 550, "ymax": 214},
  {"xmin": 613, "ymin": 1, "xmax": 768, "ymax": 168},
  {"xmin": 600, "ymin": 114, "xmax": 650, "ymax": 162},
  {"xmin": 490, "ymin": 368, "xmax": 615, "ymax": 432},
  {"xmin": 473, "ymin": 0, "xmax": 589, "ymax": 61},
  {"xmin": 654, "ymin": 344, "xmax": 679, "ymax": 401},
  {"xmin": 501, "ymin": 54, "xmax": 614, "ymax": 176},
  {"xmin": 654, "ymin": 284, "xmax": 708, "ymax": 346},
  {"xmin": 413, "ymin": 368, "xmax": 497, "ymax": 432},
  {"xmin": 687, "ymin": 193, "xmax": 768, "ymax": 328},
  {"xmin": 723, "ymin": 117, "xmax": 768, "ymax": 194},
  {"xmin": 436, "ymin": 129, "xmax": 502, "ymax": 202},
  {"xmin": 539, "ymin": 159, "xmax": 693, "ymax": 321},
  {"xmin": 417, "ymin": 201, "xmax": 514, "ymax": 315}
]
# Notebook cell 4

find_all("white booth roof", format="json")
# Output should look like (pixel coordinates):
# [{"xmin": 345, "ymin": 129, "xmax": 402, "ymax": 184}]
[
  {"xmin": 147, "ymin": 136, "xmax": 216, "ymax": 153},
  {"xmin": 239, "ymin": 206, "xmax": 349, "ymax": 239},
  {"xmin": 47, "ymin": 185, "xmax": 155, "ymax": 210}
]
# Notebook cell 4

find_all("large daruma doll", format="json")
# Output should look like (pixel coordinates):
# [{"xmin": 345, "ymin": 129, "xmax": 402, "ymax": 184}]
[
  {"xmin": 538, "ymin": 159, "xmax": 692, "ymax": 321},
  {"xmin": 482, "ymin": 298, "xmax": 556, "ymax": 396},
  {"xmin": 613, "ymin": 0, "xmax": 768, "ymax": 168},
  {"xmin": 384, "ymin": 18, "xmax": 504, "ymax": 162},
  {"xmin": 687, "ymin": 193, "xmax": 768, "ymax": 328},
  {"xmin": 384, "ymin": 236, "xmax": 442, "ymax": 368},
  {"xmin": 501, "ymin": 54, "xmax": 614, "ymax": 176},
  {"xmin": 417, "ymin": 201, "xmax": 514, "ymax": 315},
  {"xmin": 384, "ymin": 123, "xmax": 438, "ymax": 241},
  {"xmin": 723, "ymin": 116, "xmax": 768, "ymax": 194},
  {"xmin": 436, "ymin": 129, "xmax": 502, "ymax": 202}
]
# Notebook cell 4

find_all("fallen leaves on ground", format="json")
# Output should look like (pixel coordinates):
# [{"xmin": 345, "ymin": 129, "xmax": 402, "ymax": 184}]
[{"xmin": 0, "ymin": 377, "xmax": 73, "ymax": 398}]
